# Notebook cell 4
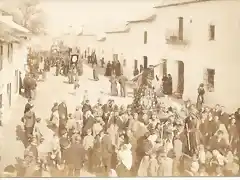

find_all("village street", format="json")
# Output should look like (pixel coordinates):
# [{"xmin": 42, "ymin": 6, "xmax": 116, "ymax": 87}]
[{"xmin": 0, "ymin": 64, "xmax": 133, "ymax": 174}]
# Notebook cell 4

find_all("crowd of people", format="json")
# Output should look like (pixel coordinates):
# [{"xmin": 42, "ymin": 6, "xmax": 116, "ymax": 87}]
[
  {"xmin": 2, "ymin": 47, "xmax": 240, "ymax": 177},
  {"xmin": 13, "ymin": 80, "xmax": 240, "ymax": 177}
]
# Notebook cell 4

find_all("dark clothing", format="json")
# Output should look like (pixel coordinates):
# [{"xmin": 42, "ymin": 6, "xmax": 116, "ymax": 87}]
[
  {"xmin": 83, "ymin": 115, "xmax": 95, "ymax": 134},
  {"xmin": 101, "ymin": 134, "xmax": 113, "ymax": 173},
  {"xmin": 105, "ymin": 63, "xmax": 112, "ymax": 76},
  {"xmin": 115, "ymin": 62, "xmax": 121, "ymax": 76},
  {"xmin": 82, "ymin": 104, "xmax": 92, "ymax": 115},
  {"xmin": 67, "ymin": 143, "xmax": 84, "ymax": 169},
  {"xmin": 167, "ymin": 76, "xmax": 173, "ymax": 95},
  {"xmin": 162, "ymin": 76, "xmax": 168, "ymax": 95},
  {"xmin": 58, "ymin": 102, "xmax": 68, "ymax": 120}
]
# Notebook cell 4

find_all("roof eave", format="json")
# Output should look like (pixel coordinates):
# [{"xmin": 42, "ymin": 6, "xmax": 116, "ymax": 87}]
[
  {"xmin": 127, "ymin": 14, "xmax": 156, "ymax": 24},
  {"xmin": 153, "ymin": 0, "xmax": 212, "ymax": 9},
  {"xmin": 105, "ymin": 28, "xmax": 130, "ymax": 34}
]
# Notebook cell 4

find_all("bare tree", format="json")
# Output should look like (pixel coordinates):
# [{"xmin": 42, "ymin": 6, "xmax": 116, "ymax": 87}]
[{"xmin": 1, "ymin": 0, "xmax": 46, "ymax": 34}]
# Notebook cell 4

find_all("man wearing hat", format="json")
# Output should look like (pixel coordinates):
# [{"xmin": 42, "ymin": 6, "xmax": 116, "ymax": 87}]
[{"xmin": 23, "ymin": 103, "xmax": 36, "ymax": 144}]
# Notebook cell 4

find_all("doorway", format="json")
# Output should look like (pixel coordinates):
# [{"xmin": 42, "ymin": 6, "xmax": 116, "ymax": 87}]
[
  {"xmin": 177, "ymin": 61, "xmax": 184, "ymax": 95},
  {"xmin": 15, "ymin": 70, "xmax": 19, "ymax": 94},
  {"xmin": 113, "ymin": 54, "xmax": 118, "ymax": 61},
  {"xmin": 7, "ymin": 83, "xmax": 11, "ymax": 107},
  {"xmin": 143, "ymin": 56, "xmax": 148, "ymax": 69}
]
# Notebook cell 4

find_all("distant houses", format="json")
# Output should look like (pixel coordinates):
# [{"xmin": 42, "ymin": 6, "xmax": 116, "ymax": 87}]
[{"xmin": 77, "ymin": 0, "xmax": 240, "ymax": 111}]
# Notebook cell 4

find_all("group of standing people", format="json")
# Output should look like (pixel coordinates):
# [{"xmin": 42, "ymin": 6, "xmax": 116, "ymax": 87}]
[
  {"xmin": 109, "ymin": 74, "xmax": 128, "ymax": 97},
  {"xmin": 104, "ymin": 60, "xmax": 122, "ymax": 77}
]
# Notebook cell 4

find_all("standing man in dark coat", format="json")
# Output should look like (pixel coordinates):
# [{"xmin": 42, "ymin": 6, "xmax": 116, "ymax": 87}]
[
  {"xmin": 58, "ymin": 100, "xmax": 68, "ymax": 120},
  {"xmin": 115, "ymin": 60, "xmax": 121, "ymax": 77},
  {"xmin": 167, "ymin": 74, "xmax": 173, "ymax": 95},
  {"xmin": 105, "ymin": 61, "xmax": 112, "ymax": 76},
  {"xmin": 58, "ymin": 100, "xmax": 68, "ymax": 134},
  {"xmin": 119, "ymin": 75, "xmax": 128, "ymax": 97},
  {"xmin": 67, "ymin": 136, "xmax": 84, "ymax": 177},
  {"xmin": 101, "ymin": 131, "xmax": 113, "ymax": 175},
  {"xmin": 162, "ymin": 74, "xmax": 168, "ymax": 95},
  {"xmin": 23, "ymin": 104, "xmax": 36, "ymax": 144}
]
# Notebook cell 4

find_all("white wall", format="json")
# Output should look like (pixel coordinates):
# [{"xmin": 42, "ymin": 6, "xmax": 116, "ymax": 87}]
[
  {"xmin": 76, "ymin": 35, "xmax": 97, "ymax": 55},
  {"xmin": 0, "ymin": 40, "xmax": 28, "ymax": 118},
  {"xmin": 153, "ymin": 0, "xmax": 240, "ymax": 111},
  {"xmin": 126, "ymin": 20, "xmax": 158, "ymax": 78}
]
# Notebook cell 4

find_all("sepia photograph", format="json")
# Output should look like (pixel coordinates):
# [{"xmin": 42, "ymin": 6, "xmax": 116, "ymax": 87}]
[{"xmin": 0, "ymin": 0, "xmax": 239, "ymax": 178}]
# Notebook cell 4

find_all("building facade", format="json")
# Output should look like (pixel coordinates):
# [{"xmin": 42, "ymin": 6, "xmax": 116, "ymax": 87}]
[
  {"xmin": 126, "ymin": 14, "xmax": 158, "ymax": 78},
  {"xmin": 105, "ymin": 26, "xmax": 131, "ymax": 77},
  {"xmin": 0, "ymin": 15, "xmax": 29, "ymax": 121},
  {"xmin": 76, "ymin": 34, "xmax": 97, "ymax": 57},
  {"xmin": 153, "ymin": 0, "xmax": 240, "ymax": 111},
  {"xmin": 96, "ymin": 36, "xmax": 106, "ymax": 61}
]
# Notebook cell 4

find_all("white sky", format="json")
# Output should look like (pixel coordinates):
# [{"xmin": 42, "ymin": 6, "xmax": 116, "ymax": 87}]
[{"xmin": 41, "ymin": 0, "xmax": 159, "ymax": 36}]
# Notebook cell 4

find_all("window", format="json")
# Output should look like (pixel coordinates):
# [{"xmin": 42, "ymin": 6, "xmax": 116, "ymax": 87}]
[
  {"xmin": 0, "ymin": 45, "xmax": 3, "ymax": 71},
  {"xmin": 113, "ymin": 54, "xmax": 118, "ymax": 61},
  {"xmin": 209, "ymin": 25, "xmax": 215, "ymax": 40},
  {"xmin": 204, "ymin": 68, "xmax": 215, "ymax": 92},
  {"xmin": 143, "ymin": 56, "xmax": 148, "ymax": 69},
  {"xmin": 7, "ymin": 43, "xmax": 13, "ymax": 63},
  {"xmin": 144, "ymin": 31, "xmax": 148, "ymax": 44},
  {"xmin": 178, "ymin": 17, "xmax": 184, "ymax": 40}
]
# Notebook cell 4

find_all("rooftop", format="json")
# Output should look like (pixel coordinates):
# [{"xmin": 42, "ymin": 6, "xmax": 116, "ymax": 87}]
[
  {"xmin": 0, "ymin": 15, "xmax": 29, "ymax": 33},
  {"xmin": 154, "ymin": 0, "xmax": 218, "ymax": 8},
  {"xmin": 127, "ymin": 13, "xmax": 156, "ymax": 24},
  {"xmin": 105, "ymin": 24, "xmax": 130, "ymax": 34},
  {"xmin": 97, "ymin": 36, "xmax": 106, "ymax": 41}
]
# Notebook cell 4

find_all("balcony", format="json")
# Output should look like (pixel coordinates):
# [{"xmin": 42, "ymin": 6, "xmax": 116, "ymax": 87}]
[{"xmin": 165, "ymin": 30, "xmax": 189, "ymax": 46}]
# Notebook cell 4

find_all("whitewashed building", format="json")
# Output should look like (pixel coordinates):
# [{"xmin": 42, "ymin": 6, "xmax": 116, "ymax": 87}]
[
  {"xmin": 0, "ymin": 14, "xmax": 29, "ymax": 120},
  {"xmin": 96, "ymin": 36, "xmax": 106, "ymax": 61},
  {"xmin": 76, "ymin": 32, "xmax": 97, "ymax": 57},
  {"xmin": 152, "ymin": 0, "xmax": 240, "ymax": 111},
  {"xmin": 105, "ymin": 25, "xmax": 131, "ymax": 76},
  {"xmin": 126, "ymin": 13, "xmax": 157, "ymax": 78}
]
